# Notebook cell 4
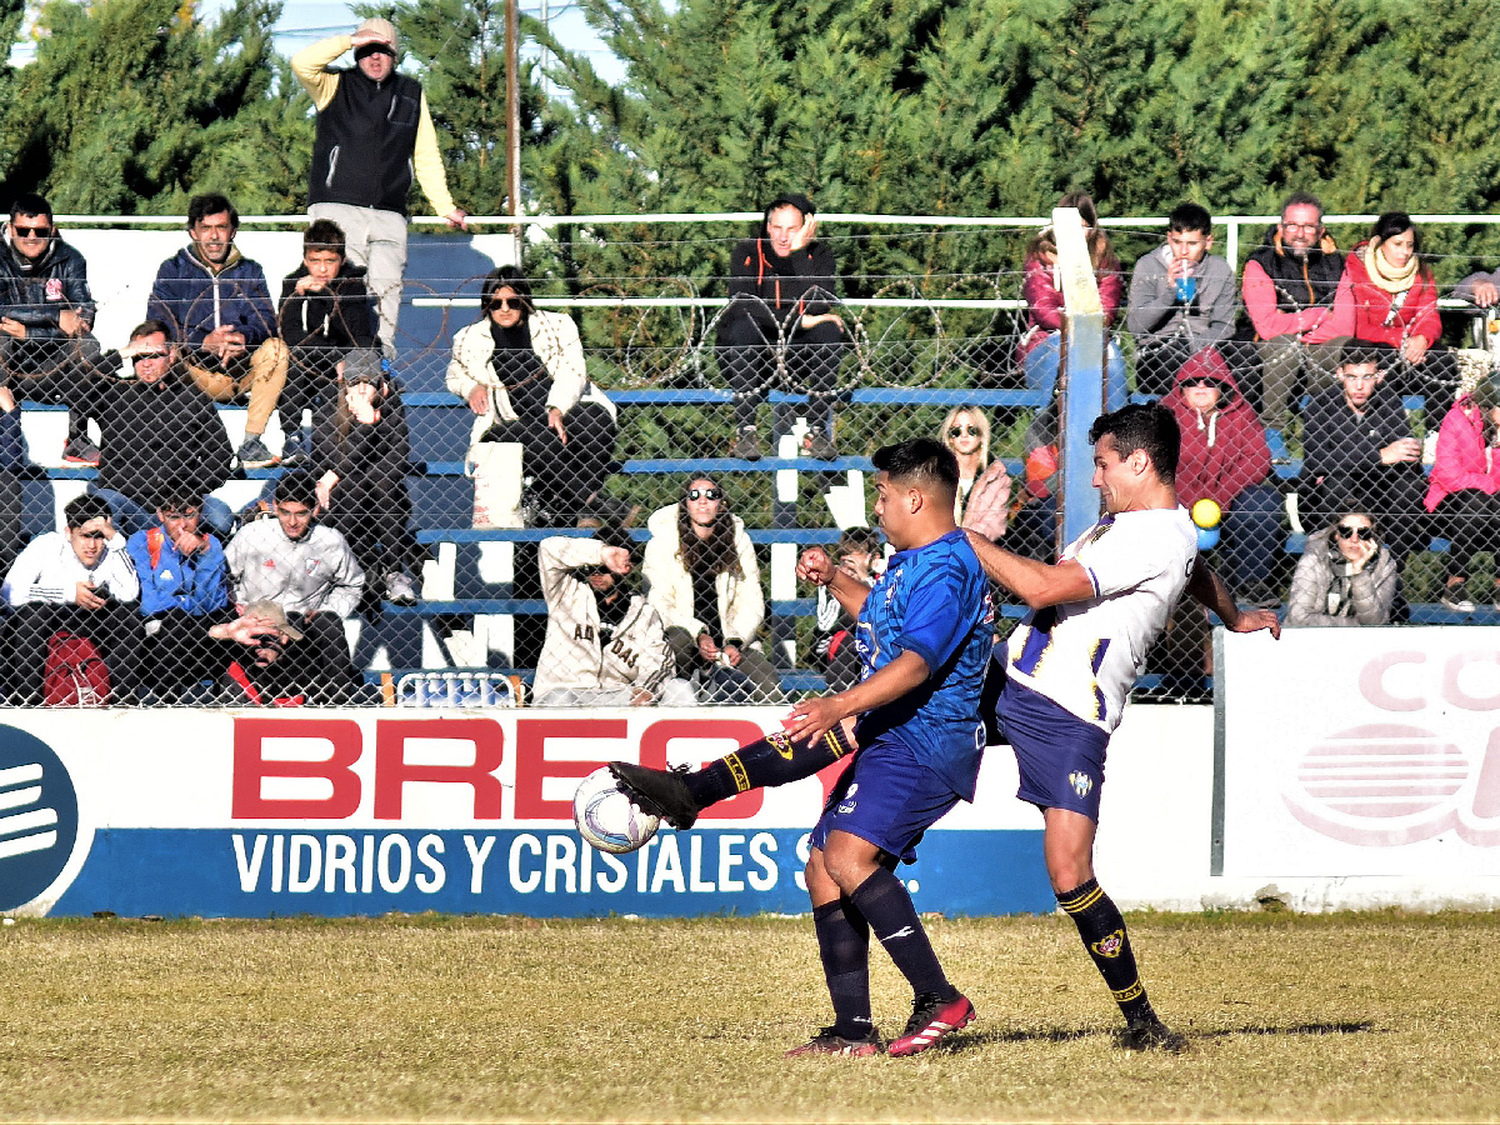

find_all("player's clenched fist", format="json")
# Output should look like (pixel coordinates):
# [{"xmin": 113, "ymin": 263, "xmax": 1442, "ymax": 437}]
[{"xmin": 796, "ymin": 547, "xmax": 836, "ymax": 585}]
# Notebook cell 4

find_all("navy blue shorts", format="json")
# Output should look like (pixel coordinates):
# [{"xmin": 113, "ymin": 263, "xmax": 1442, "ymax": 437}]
[
  {"xmin": 996, "ymin": 678, "xmax": 1111, "ymax": 821},
  {"xmin": 809, "ymin": 735, "xmax": 961, "ymax": 864}
]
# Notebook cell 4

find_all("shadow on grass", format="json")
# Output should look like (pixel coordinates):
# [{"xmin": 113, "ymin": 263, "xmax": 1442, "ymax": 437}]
[
  {"xmin": 943, "ymin": 1020, "xmax": 1376, "ymax": 1054},
  {"xmin": 1197, "ymin": 1020, "xmax": 1378, "ymax": 1040},
  {"xmin": 946, "ymin": 1027, "xmax": 1111, "ymax": 1052}
]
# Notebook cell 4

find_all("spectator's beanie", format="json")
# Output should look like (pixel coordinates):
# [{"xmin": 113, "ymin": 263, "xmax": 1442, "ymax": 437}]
[{"xmin": 355, "ymin": 18, "xmax": 397, "ymax": 51}]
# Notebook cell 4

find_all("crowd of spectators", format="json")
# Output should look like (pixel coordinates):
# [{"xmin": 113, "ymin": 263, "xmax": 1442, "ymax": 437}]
[{"xmin": 7, "ymin": 127, "xmax": 1500, "ymax": 706}]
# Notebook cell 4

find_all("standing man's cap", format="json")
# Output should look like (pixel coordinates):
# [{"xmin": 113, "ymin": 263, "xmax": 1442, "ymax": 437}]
[{"xmin": 354, "ymin": 17, "xmax": 397, "ymax": 51}]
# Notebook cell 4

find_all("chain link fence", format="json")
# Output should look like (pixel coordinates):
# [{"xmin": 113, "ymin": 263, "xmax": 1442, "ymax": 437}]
[{"xmin": 4, "ymin": 218, "xmax": 1500, "ymax": 709}]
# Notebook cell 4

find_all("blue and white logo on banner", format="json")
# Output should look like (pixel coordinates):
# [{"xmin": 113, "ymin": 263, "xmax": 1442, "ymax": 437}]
[{"xmin": 0, "ymin": 725, "xmax": 79, "ymax": 910}]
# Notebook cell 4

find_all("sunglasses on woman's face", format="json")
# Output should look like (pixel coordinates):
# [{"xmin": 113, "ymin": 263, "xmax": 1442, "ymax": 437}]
[
  {"xmin": 1335, "ymin": 524, "xmax": 1375, "ymax": 541},
  {"xmin": 490, "ymin": 298, "xmax": 520, "ymax": 311},
  {"xmin": 948, "ymin": 425, "xmax": 981, "ymax": 438},
  {"xmin": 686, "ymin": 488, "xmax": 722, "ymax": 502}
]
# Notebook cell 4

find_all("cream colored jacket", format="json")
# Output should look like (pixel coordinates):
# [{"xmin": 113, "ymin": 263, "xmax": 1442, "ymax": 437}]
[
  {"xmin": 445, "ymin": 313, "xmax": 616, "ymax": 447},
  {"xmin": 642, "ymin": 503, "xmax": 765, "ymax": 646},
  {"xmin": 534, "ymin": 537, "xmax": 674, "ymax": 699}
]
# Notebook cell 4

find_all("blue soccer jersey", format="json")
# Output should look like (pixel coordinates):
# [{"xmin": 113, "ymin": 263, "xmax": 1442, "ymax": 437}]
[{"xmin": 853, "ymin": 528, "xmax": 995, "ymax": 799}]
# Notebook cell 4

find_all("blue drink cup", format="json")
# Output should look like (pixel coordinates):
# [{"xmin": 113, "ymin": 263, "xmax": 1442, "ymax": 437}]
[{"xmin": 1175, "ymin": 271, "xmax": 1197, "ymax": 303}]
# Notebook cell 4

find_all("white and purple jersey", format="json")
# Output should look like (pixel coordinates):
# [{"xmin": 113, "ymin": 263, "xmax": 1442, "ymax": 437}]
[{"xmin": 1004, "ymin": 507, "xmax": 1196, "ymax": 731}]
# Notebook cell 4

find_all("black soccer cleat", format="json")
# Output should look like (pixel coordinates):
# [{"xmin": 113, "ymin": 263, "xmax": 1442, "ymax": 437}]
[
  {"xmin": 607, "ymin": 761, "xmax": 700, "ymax": 830},
  {"xmin": 1118, "ymin": 1017, "xmax": 1189, "ymax": 1054},
  {"xmin": 785, "ymin": 1026, "xmax": 883, "ymax": 1058},
  {"xmin": 887, "ymin": 991, "xmax": 974, "ymax": 1057}
]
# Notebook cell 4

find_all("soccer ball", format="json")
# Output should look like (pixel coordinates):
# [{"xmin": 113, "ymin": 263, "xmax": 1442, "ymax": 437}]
[{"xmin": 573, "ymin": 767, "xmax": 661, "ymax": 854}]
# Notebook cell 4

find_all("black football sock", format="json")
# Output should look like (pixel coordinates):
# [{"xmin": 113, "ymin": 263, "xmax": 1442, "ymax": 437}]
[
  {"xmin": 849, "ymin": 866, "xmax": 954, "ymax": 1000},
  {"xmin": 1056, "ymin": 878, "xmax": 1156, "ymax": 1026},
  {"xmin": 684, "ymin": 724, "xmax": 856, "ymax": 809},
  {"xmin": 812, "ymin": 898, "xmax": 873, "ymax": 1039}
]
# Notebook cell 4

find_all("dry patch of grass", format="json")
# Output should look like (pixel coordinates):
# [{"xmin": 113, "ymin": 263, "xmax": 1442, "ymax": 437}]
[{"xmin": 2, "ymin": 910, "xmax": 1497, "ymax": 1121}]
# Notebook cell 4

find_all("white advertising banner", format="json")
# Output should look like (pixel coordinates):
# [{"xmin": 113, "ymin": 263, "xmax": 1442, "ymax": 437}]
[
  {"xmin": 0, "ymin": 708, "xmax": 1059, "ymax": 919},
  {"xmin": 1220, "ymin": 628, "xmax": 1500, "ymax": 876}
]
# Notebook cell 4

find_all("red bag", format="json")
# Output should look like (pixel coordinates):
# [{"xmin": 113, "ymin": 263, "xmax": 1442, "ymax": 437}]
[{"xmin": 43, "ymin": 631, "xmax": 111, "ymax": 707}]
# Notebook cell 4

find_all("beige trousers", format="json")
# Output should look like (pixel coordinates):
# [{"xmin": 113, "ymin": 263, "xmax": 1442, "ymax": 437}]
[{"xmin": 185, "ymin": 338, "xmax": 289, "ymax": 436}]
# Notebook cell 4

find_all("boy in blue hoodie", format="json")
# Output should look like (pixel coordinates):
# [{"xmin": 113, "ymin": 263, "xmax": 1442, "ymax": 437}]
[{"xmin": 126, "ymin": 476, "xmax": 231, "ymax": 700}]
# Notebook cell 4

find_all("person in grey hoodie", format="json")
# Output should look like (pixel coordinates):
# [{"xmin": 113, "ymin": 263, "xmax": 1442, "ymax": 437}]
[{"xmin": 1126, "ymin": 201, "xmax": 1237, "ymax": 397}]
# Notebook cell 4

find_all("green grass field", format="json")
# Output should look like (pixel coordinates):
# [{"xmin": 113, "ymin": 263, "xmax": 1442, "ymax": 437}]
[{"xmin": 2, "ymin": 910, "xmax": 1496, "ymax": 1122}]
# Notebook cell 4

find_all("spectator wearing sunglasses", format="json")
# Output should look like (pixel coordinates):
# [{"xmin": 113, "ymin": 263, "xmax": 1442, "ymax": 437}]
[
  {"xmin": 1286, "ymin": 508, "xmax": 1399, "ymax": 626},
  {"xmin": 643, "ymin": 476, "xmax": 782, "ymax": 703},
  {"xmin": 0, "ymin": 192, "xmax": 101, "ymax": 464},
  {"xmin": 940, "ymin": 405, "xmax": 1009, "ymax": 527},
  {"xmin": 73, "ymin": 320, "xmax": 235, "ymax": 539},
  {"xmin": 1161, "ymin": 348, "xmax": 1282, "ymax": 607},
  {"xmin": 1, "ymin": 493, "xmax": 141, "ymax": 703},
  {"xmin": 447, "ymin": 266, "xmax": 623, "ymax": 527}
]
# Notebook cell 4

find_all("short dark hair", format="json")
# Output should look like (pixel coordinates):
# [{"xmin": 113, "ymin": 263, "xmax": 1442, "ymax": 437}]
[
  {"xmin": 10, "ymin": 193, "xmax": 53, "ymax": 223},
  {"xmin": 129, "ymin": 319, "xmax": 174, "ymax": 343},
  {"xmin": 480, "ymin": 266, "xmax": 534, "ymax": 318},
  {"xmin": 872, "ymin": 438, "xmax": 959, "ymax": 500},
  {"xmin": 187, "ymin": 193, "xmax": 238, "ymax": 229},
  {"xmin": 1338, "ymin": 341, "xmax": 1386, "ymax": 370},
  {"xmin": 153, "ymin": 476, "xmax": 204, "ymax": 512},
  {"xmin": 1088, "ymin": 403, "xmax": 1180, "ymax": 484},
  {"xmin": 1167, "ymin": 202, "xmax": 1212, "ymax": 237},
  {"xmin": 304, "ymin": 218, "xmax": 346, "ymax": 256},
  {"xmin": 1281, "ymin": 191, "xmax": 1323, "ymax": 218},
  {"xmin": 836, "ymin": 525, "xmax": 881, "ymax": 558},
  {"xmin": 65, "ymin": 494, "xmax": 112, "ymax": 529},
  {"xmin": 274, "ymin": 469, "xmax": 320, "ymax": 508}
]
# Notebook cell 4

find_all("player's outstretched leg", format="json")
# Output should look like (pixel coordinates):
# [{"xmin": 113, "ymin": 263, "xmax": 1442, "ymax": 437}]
[
  {"xmin": 610, "ymin": 721, "xmax": 857, "ymax": 830},
  {"xmin": 1056, "ymin": 878, "xmax": 1187, "ymax": 1053}
]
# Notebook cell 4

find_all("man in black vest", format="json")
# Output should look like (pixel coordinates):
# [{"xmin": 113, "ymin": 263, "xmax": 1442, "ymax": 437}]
[
  {"xmin": 1241, "ymin": 191, "xmax": 1346, "ymax": 437},
  {"xmin": 291, "ymin": 17, "xmax": 468, "ymax": 354}
]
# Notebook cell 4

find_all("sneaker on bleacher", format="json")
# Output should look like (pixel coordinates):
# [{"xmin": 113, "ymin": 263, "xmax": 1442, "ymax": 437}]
[
  {"xmin": 731, "ymin": 427, "xmax": 763, "ymax": 461},
  {"xmin": 62, "ymin": 436, "xmax": 101, "ymax": 466},
  {"xmin": 236, "ymin": 434, "xmax": 280, "ymax": 469},
  {"xmin": 1441, "ymin": 585, "xmax": 1476, "ymax": 615},
  {"xmin": 802, "ymin": 430, "xmax": 837, "ymax": 460},
  {"xmin": 280, "ymin": 429, "xmax": 310, "ymax": 467},
  {"xmin": 385, "ymin": 571, "xmax": 419, "ymax": 605}
]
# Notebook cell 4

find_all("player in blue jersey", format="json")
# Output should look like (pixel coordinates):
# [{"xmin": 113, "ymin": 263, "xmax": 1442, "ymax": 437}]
[
  {"xmin": 612, "ymin": 438, "xmax": 993, "ymax": 1058},
  {"xmin": 961, "ymin": 402, "xmax": 1280, "ymax": 1052}
]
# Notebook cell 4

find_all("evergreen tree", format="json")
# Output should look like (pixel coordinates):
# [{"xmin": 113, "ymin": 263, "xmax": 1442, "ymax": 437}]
[{"xmin": 0, "ymin": 0, "xmax": 295, "ymax": 214}]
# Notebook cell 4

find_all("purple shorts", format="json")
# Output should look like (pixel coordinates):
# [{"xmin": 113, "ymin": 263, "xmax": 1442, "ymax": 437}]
[
  {"xmin": 997, "ymin": 678, "xmax": 1110, "ymax": 821},
  {"xmin": 809, "ymin": 735, "xmax": 962, "ymax": 864}
]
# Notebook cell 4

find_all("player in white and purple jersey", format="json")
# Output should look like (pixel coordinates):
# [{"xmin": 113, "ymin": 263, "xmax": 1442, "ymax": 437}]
[{"xmin": 963, "ymin": 403, "xmax": 1280, "ymax": 1052}]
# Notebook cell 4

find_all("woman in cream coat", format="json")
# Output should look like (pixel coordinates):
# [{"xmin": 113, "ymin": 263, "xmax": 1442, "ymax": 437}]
[
  {"xmin": 642, "ymin": 476, "xmax": 782, "ymax": 702},
  {"xmin": 447, "ymin": 266, "xmax": 618, "ymax": 525}
]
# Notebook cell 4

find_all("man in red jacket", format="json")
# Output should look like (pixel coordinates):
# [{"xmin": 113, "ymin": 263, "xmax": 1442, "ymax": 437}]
[{"xmin": 1161, "ymin": 348, "xmax": 1284, "ymax": 607}]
